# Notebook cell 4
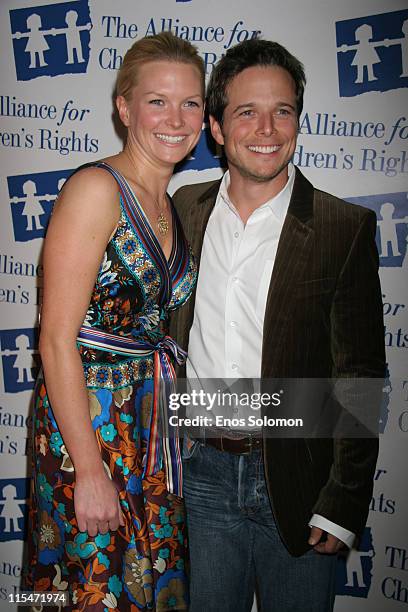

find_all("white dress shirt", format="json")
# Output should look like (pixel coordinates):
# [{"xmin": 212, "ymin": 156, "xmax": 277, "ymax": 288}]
[
  {"xmin": 187, "ymin": 166, "xmax": 294, "ymax": 381},
  {"xmin": 187, "ymin": 163, "xmax": 354, "ymax": 548}
]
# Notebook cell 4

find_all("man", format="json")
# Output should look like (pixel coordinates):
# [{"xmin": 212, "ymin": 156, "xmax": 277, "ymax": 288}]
[{"xmin": 170, "ymin": 38, "xmax": 385, "ymax": 611}]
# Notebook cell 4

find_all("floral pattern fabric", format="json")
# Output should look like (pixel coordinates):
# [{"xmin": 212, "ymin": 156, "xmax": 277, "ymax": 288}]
[{"xmin": 25, "ymin": 163, "xmax": 197, "ymax": 611}]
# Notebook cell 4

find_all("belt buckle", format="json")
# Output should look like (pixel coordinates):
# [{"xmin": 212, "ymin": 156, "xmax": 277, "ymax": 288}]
[
  {"xmin": 244, "ymin": 432, "xmax": 261, "ymax": 455},
  {"xmin": 243, "ymin": 434, "xmax": 254, "ymax": 455}
]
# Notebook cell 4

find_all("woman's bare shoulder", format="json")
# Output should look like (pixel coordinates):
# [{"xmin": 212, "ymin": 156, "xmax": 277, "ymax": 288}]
[{"xmin": 63, "ymin": 164, "xmax": 119, "ymax": 198}]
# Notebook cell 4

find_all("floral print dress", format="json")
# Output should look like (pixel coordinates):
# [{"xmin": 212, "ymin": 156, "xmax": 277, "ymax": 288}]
[{"xmin": 26, "ymin": 162, "xmax": 197, "ymax": 611}]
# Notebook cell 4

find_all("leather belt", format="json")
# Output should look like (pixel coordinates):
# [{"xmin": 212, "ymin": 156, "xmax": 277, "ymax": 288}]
[{"xmin": 200, "ymin": 431, "xmax": 262, "ymax": 455}]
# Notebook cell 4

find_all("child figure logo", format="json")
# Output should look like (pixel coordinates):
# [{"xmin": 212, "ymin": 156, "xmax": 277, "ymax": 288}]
[
  {"xmin": 9, "ymin": 1, "xmax": 92, "ymax": 81},
  {"xmin": 8, "ymin": 169, "xmax": 72, "ymax": 242},
  {"xmin": 0, "ymin": 328, "xmax": 40, "ymax": 393},
  {"xmin": 346, "ymin": 192, "xmax": 408, "ymax": 267},
  {"xmin": 336, "ymin": 528, "xmax": 375, "ymax": 598},
  {"xmin": 351, "ymin": 25, "xmax": 381, "ymax": 84},
  {"xmin": 377, "ymin": 202, "xmax": 408, "ymax": 263},
  {"xmin": 336, "ymin": 9, "xmax": 408, "ymax": 96},
  {"xmin": 0, "ymin": 478, "xmax": 28, "ymax": 541}
]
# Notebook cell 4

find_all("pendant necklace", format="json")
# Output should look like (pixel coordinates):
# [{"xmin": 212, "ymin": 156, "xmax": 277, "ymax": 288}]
[
  {"xmin": 155, "ymin": 199, "xmax": 169, "ymax": 236},
  {"xmin": 124, "ymin": 149, "xmax": 169, "ymax": 235}
]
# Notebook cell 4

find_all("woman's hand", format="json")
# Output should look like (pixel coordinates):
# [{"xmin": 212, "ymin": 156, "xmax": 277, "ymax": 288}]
[{"xmin": 74, "ymin": 471, "xmax": 125, "ymax": 536}]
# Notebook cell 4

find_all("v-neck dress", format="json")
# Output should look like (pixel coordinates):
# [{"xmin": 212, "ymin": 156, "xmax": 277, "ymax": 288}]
[{"xmin": 26, "ymin": 163, "xmax": 197, "ymax": 611}]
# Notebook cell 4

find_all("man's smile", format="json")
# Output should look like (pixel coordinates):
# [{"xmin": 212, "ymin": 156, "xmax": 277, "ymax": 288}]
[{"xmin": 247, "ymin": 144, "xmax": 281, "ymax": 154}]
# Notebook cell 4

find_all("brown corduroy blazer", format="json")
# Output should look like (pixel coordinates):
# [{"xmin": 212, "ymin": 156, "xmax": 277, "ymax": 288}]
[{"xmin": 169, "ymin": 167, "xmax": 385, "ymax": 556}]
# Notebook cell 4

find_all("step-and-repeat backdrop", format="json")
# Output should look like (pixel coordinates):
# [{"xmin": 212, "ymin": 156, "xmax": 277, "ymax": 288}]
[{"xmin": 0, "ymin": 0, "xmax": 407, "ymax": 610}]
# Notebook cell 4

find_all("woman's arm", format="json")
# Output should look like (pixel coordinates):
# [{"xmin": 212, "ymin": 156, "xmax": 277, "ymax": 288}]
[{"xmin": 39, "ymin": 166, "xmax": 124, "ymax": 536}]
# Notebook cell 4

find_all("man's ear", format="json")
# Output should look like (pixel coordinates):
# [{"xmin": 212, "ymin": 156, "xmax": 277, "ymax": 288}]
[
  {"xmin": 116, "ymin": 96, "xmax": 130, "ymax": 128},
  {"xmin": 209, "ymin": 115, "xmax": 225, "ymax": 146}
]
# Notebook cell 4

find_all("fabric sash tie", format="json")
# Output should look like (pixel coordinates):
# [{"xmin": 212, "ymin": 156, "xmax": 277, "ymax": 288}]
[{"xmin": 77, "ymin": 326, "xmax": 186, "ymax": 497}]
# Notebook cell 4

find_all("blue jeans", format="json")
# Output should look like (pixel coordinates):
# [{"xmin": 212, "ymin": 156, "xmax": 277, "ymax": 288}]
[{"xmin": 182, "ymin": 439, "xmax": 337, "ymax": 612}]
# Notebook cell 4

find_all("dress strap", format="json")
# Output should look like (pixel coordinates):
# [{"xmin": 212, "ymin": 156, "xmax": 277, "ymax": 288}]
[{"xmin": 88, "ymin": 161, "xmax": 172, "ymax": 306}]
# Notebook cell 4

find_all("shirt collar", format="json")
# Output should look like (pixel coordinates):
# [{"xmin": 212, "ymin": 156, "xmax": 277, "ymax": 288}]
[{"xmin": 218, "ymin": 163, "xmax": 295, "ymax": 222}]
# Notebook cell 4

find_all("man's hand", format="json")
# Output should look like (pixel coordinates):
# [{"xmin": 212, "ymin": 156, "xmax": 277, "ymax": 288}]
[{"xmin": 308, "ymin": 527, "xmax": 345, "ymax": 554}]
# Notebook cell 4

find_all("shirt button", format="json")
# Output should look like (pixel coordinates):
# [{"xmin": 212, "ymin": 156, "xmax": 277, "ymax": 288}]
[
  {"xmin": 232, "ymin": 276, "xmax": 239, "ymax": 283},
  {"xmin": 231, "ymin": 363, "xmax": 238, "ymax": 370},
  {"xmin": 230, "ymin": 321, "xmax": 237, "ymax": 327},
  {"xmin": 234, "ymin": 232, "xmax": 239, "ymax": 238}
]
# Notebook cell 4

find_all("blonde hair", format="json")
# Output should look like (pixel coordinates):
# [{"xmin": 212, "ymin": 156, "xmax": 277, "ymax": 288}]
[{"xmin": 116, "ymin": 32, "xmax": 205, "ymax": 102}]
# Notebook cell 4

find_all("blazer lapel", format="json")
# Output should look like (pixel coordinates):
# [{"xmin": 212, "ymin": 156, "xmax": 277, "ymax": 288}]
[
  {"xmin": 262, "ymin": 168, "xmax": 316, "ymax": 377},
  {"xmin": 186, "ymin": 181, "xmax": 220, "ymax": 272},
  {"xmin": 172, "ymin": 181, "xmax": 219, "ymax": 355}
]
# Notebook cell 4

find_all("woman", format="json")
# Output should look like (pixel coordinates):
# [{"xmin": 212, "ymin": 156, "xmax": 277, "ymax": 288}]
[{"xmin": 26, "ymin": 32, "xmax": 205, "ymax": 611}]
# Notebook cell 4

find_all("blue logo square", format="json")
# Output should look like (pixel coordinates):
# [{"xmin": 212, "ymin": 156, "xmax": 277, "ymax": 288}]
[
  {"xmin": 336, "ymin": 9, "xmax": 408, "ymax": 96},
  {"xmin": 7, "ymin": 168, "xmax": 74, "ymax": 242},
  {"xmin": 346, "ymin": 192, "xmax": 408, "ymax": 267},
  {"xmin": 176, "ymin": 124, "xmax": 224, "ymax": 173},
  {"xmin": 9, "ymin": 0, "xmax": 92, "ymax": 81},
  {"xmin": 0, "ymin": 328, "xmax": 40, "ymax": 393},
  {"xmin": 0, "ymin": 478, "xmax": 29, "ymax": 541},
  {"xmin": 336, "ymin": 527, "xmax": 374, "ymax": 597}
]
